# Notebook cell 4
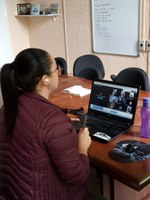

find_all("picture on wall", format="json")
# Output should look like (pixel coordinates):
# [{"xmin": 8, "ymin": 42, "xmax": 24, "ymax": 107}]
[
  {"xmin": 17, "ymin": 3, "xmax": 31, "ymax": 15},
  {"xmin": 44, "ymin": 7, "xmax": 51, "ymax": 15},
  {"xmin": 31, "ymin": 4, "xmax": 40, "ymax": 15},
  {"xmin": 50, "ymin": 3, "xmax": 59, "ymax": 14}
]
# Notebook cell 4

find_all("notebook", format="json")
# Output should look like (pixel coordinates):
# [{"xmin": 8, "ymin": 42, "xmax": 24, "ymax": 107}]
[{"xmin": 73, "ymin": 79, "xmax": 140, "ymax": 142}]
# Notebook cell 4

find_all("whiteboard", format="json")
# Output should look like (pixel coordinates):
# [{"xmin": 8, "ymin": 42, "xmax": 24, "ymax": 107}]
[{"xmin": 92, "ymin": 0, "xmax": 140, "ymax": 56}]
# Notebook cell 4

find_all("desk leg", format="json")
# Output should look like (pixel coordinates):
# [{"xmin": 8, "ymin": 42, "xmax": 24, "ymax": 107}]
[
  {"xmin": 90, "ymin": 164, "xmax": 104, "ymax": 195},
  {"xmin": 109, "ymin": 177, "xmax": 114, "ymax": 200},
  {"xmin": 94, "ymin": 169, "xmax": 115, "ymax": 200},
  {"xmin": 94, "ymin": 167, "xmax": 104, "ymax": 195},
  {"xmin": 99, "ymin": 172, "xmax": 104, "ymax": 195}
]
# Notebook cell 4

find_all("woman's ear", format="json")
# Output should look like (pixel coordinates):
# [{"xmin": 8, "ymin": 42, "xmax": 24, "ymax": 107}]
[{"xmin": 41, "ymin": 75, "xmax": 50, "ymax": 85}]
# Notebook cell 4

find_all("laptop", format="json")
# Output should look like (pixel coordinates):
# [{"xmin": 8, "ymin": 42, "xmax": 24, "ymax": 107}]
[{"xmin": 73, "ymin": 79, "xmax": 140, "ymax": 142}]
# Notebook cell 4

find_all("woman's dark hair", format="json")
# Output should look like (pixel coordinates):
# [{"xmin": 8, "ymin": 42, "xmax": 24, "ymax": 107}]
[{"xmin": 0, "ymin": 48, "xmax": 52, "ymax": 137}]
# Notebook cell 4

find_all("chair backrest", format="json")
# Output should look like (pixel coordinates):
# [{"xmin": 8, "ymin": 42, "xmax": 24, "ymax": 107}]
[
  {"xmin": 55, "ymin": 57, "xmax": 68, "ymax": 75},
  {"xmin": 73, "ymin": 54, "xmax": 105, "ymax": 80},
  {"xmin": 113, "ymin": 67, "xmax": 150, "ymax": 91}
]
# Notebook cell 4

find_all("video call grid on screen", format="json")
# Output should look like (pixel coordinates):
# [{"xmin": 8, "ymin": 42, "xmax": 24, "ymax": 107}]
[{"xmin": 89, "ymin": 81, "xmax": 139, "ymax": 120}]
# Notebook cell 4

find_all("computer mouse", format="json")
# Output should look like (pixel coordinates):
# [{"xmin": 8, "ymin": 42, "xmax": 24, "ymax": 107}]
[
  {"xmin": 125, "ymin": 143, "xmax": 137, "ymax": 153},
  {"xmin": 93, "ymin": 132, "xmax": 111, "ymax": 141}
]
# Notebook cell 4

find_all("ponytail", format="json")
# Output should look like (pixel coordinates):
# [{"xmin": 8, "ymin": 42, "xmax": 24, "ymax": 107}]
[
  {"xmin": 0, "ymin": 48, "xmax": 52, "ymax": 137},
  {"xmin": 0, "ymin": 63, "xmax": 19, "ymax": 137}
]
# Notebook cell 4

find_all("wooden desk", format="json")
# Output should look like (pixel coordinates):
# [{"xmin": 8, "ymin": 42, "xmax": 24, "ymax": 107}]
[
  {"xmin": 0, "ymin": 75, "xmax": 149, "ymax": 199},
  {"xmin": 50, "ymin": 75, "xmax": 150, "ymax": 195}
]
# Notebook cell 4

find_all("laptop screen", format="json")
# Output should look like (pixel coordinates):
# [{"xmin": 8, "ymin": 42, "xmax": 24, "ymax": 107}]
[{"xmin": 88, "ymin": 80, "xmax": 139, "ymax": 123}]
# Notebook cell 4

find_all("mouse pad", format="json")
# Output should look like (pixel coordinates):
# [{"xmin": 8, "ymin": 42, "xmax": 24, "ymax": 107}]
[{"xmin": 109, "ymin": 140, "xmax": 150, "ymax": 163}]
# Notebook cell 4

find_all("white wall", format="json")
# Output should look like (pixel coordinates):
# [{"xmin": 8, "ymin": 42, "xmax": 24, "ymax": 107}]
[
  {"xmin": 0, "ymin": 0, "xmax": 13, "ymax": 67},
  {"xmin": 25, "ymin": 0, "xmax": 150, "ymax": 80}
]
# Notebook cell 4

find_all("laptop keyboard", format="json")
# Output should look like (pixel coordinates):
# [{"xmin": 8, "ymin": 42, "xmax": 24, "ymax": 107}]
[{"xmin": 74, "ymin": 114, "xmax": 130, "ymax": 137}]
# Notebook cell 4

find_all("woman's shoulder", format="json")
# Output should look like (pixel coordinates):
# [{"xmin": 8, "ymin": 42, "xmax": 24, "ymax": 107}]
[{"xmin": 19, "ymin": 92, "xmax": 69, "ymax": 125}]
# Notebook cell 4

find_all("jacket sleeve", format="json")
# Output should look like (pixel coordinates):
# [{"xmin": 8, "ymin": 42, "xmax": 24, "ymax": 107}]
[{"xmin": 42, "ymin": 108, "xmax": 90, "ymax": 185}]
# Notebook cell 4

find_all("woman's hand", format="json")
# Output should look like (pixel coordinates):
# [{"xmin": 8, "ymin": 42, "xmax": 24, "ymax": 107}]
[{"xmin": 78, "ymin": 127, "xmax": 91, "ymax": 155}]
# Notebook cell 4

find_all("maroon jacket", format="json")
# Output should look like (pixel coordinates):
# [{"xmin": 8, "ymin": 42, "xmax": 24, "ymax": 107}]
[{"xmin": 0, "ymin": 92, "xmax": 90, "ymax": 200}]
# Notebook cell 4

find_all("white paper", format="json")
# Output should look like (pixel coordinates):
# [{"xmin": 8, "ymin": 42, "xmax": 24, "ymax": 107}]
[{"xmin": 63, "ymin": 85, "xmax": 91, "ymax": 97}]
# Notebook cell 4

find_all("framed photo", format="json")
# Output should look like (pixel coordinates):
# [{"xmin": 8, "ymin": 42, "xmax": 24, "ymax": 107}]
[
  {"xmin": 44, "ymin": 7, "xmax": 51, "ymax": 15},
  {"xmin": 31, "ymin": 4, "xmax": 40, "ymax": 15},
  {"xmin": 17, "ymin": 3, "xmax": 31, "ymax": 15},
  {"xmin": 50, "ymin": 3, "xmax": 59, "ymax": 14}
]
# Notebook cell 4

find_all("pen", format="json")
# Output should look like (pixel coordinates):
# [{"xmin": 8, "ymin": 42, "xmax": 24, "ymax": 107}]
[{"xmin": 83, "ymin": 115, "xmax": 88, "ymax": 128}]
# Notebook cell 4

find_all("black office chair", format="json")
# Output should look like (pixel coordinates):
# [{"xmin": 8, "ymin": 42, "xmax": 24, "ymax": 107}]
[
  {"xmin": 73, "ymin": 54, "xmax": 105, "ymax": 80},
  {"xmin": 110, "ymin": 67, "xmax": 150, "ymax": 91},
  {"xmin": 55, "ymin": 57, "xmax": 68, "ymax": 75}
]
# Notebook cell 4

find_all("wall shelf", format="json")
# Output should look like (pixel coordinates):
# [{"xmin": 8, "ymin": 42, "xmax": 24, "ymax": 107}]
[{"xmin": 15, "ymin": 14, "xmax": 60, "ymax": 21}]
